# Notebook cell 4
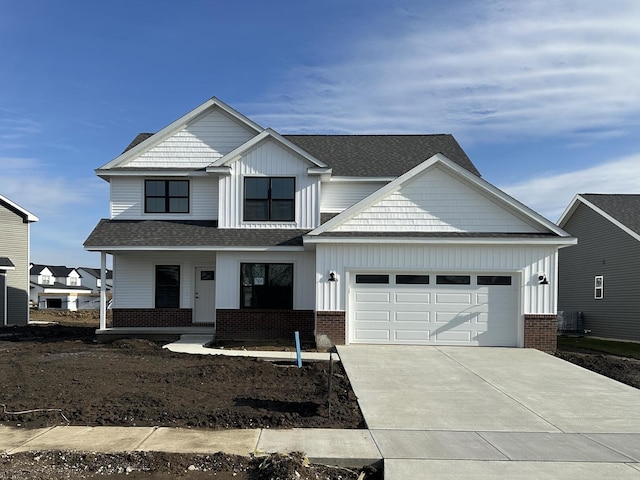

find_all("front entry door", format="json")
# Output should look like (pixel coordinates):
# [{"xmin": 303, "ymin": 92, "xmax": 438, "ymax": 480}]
[{"xmin": 194, "ymin": 267, "xmax": 216, "ymax": 323}]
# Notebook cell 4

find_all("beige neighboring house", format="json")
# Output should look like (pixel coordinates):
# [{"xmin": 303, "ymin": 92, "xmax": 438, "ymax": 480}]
[{"xmin": 0, "ymin": 194, "xmax": 38, "ymax": 326}]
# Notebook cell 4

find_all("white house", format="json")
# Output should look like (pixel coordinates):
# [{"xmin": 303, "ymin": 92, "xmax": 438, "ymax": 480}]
[
  {"xmin": 84, "ymin": 97, "xmax": 575, "ymax": 350},
  {"xmin": 30, "ymin": 264, "xmax": 93, "ymax": 310}
]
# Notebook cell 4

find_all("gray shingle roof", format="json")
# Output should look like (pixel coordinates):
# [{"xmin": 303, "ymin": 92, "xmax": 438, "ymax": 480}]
[
  {"xmin": 0, "ymin": 257, "xmax": 14, "ymax": 268},
  {"xmin": 284, "ymin": 134, "xmax": 479, "ymax": 177},
  {"xmin": 84, "ymin": 219, "xmax": 307, "ymax": 248},
  {"xmin": 30, "ymin": 264, "xmax": 76, "ymax": 277},
  {"xmin": 582, "ymin": 194, "xmax": 640, "ymax": 236}
]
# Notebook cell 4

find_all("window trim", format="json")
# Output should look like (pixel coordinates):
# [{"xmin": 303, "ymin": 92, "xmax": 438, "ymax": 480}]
[
  {"xmin": 243, "ymin": 176, "xmax": 295, "ymax": 222},
  {"xmin": 145, "ymin": 179, "xmax": 190, "ymax": 214},
  {"xmin": 594, "ymin": 275, "xmax": 604, "ymax": 300}
]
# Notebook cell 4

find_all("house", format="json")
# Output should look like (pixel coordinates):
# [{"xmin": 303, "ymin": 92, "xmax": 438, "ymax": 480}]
[
  {"xmin": 84, "ymin": 97, "xmax": 575, "ymax": 351},
  {"xmin": 77, "ymin": 267, "xmax": 113, "ymax": 293},
  {"xmin": 558, "ymin": 194, "xmax": 640, "ymax": 342},
  {"xmin": 30, "ymin": 264, "xmax": 93, "ymax": 310},
  {"xmin": 0, "ymin": 194, "xmax": 38, "ymax": 326}
]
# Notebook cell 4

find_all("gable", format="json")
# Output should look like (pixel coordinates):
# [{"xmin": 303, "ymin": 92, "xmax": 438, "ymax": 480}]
[
  {"xmin": 124, "ymin": 107, "xmax": 257, "ymax": 169},
  {"xmin": 332, "ymin": 164, "xmax": 543, "ymax": 233},
  {"xmin": 230, "ymin": 137, "xmax": 320, "ymax": 174}
]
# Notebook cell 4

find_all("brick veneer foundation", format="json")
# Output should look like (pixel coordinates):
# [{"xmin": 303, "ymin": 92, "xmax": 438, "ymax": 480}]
[
  {"xmin": 316, "ymin": 311, "xmax": 346, "ymax": 347},
  {"xmin": 216, "ymin": 309, "xmax": 315, "ymax": 344},
  {"xmin": 524, "ymin": 314, "xmax": 557, "ymax": 352},
  {"xmin": 112, "ymin": 308, "xmax": 193, "ymax": 327}
]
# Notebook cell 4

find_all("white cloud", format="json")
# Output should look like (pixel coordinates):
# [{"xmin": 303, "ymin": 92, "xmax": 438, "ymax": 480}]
[
  {"xmin": 251, "ymin": 0, "xmax": 640, "ymax": 143},
  {"xmin": 499, "ymin": 154, "xmax": 640, "ymax": 222}
]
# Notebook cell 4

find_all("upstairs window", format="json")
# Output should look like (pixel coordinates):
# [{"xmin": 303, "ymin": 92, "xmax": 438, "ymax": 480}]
[
  {"xmin": 41, "ymin": 275, "xmax": 51, "ymax": 285},
  {"xmin": 594, "ymin": 275, "xmax": 604, "ymax": 299},
  {"xmin": 145, "ymin": 180, "xmax": 189, "ymax": 213},
  {"xmin": 244, "ymin": 177, "xmax": 295, "ymax": 221},
  {"xmin": 69, "ymin": 277, "xmax": 78, "ymax": 286}
]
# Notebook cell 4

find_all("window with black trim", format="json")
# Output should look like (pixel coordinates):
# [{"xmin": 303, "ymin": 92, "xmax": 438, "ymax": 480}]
[
  {"xmin": 241, "ymin": 263, "xmax": 293, "ymax": 309},
  {"xmin": 244, "ymin": 177, "xmax": 295, "ymax": 221},
  {"xmin": 477, "ymin": 275, "xmax": 512, "ymax": 286},
  {"xmin": 594, "ymin": 275, "xmax": 604, "ymax": 299},
  {"xmin": 355, "ymin": 274, "xmax": 389, "ymax": 284},
  {"xmin": 436, "ymin": 275, "xmax": 471, "ymax": 285},
  {"xmin": 156, "ymin": 265, "xmax": 180, "ymax": 308},
  {"xmin": 396, "ymin": 275, "xmax": 430, "ymax": 284},
  {"xmin": 145, "ymin": 180, "xmax": 189, "ymax": 213}
]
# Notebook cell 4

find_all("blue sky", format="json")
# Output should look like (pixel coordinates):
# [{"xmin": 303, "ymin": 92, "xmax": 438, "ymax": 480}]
[{"xmin": 2, "ymin": 0, "xmax": 640, "ymax": 267}]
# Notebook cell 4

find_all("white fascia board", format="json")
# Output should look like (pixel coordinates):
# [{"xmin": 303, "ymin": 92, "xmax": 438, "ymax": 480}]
[
  {"xmin": 564, "ymin": 195, "xmax": 640, "ymax": 243},
  {"xmin": 328, "ymin": 176, "xmax": 396, "ymax": 182},
  {"xmin": 307, "ymin": 167, "xmax": 332, "ymax": 176},
  {"xmin": 98, "ymin": 97, "xmax": 263, "ymax": 170},
  {"xmin": 303, "ymin": 235, "xmax": 577, "ymax": 246},
  {"xmin": 0, "ymin": 194, "xmax": 39, "ymax": 222},
  {"xmin": 97, "ymin": 169, "xmax": 211, "ymax": 179},
  {"xmin": 0, "ymin": 266, "xmax": 15, "ymax": 271},
  {"xmin": 84, "ymin": 246, "xmax": 306, "ymax": 252},
  {"xmin": 308, "ymin": 153, "xmax": 571, "ymax": 237},
  {"xmin": 557, "ymin": 194, "xmax": 583, "ymax": 227},
  {"xmin": 208, "ymin": 128, "xmax": 329, "ymax": 170}
]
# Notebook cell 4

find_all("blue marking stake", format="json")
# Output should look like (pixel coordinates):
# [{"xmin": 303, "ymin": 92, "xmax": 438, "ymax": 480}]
[{"xmin": 295, "ymin": 331, "xmax": 302, "ymax": 368}]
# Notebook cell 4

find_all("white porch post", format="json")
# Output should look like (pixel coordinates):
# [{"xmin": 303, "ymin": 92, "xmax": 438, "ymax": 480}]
[{"xmin": 100, "ymin": 251, "xmax": 107, "ymax": 330}]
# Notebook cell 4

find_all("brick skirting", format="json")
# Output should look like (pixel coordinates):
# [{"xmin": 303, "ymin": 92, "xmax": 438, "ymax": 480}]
[
  {"xmin": 524, "ymin": 314, "xmax": 557, "ymax": 352},
  {"xmin": 215, "ymin": 309, "xmax": 315, "ymax": 344},
  {"xmin": 112, "ymin": 308, "xmax": 193, "ymax": 327},
  {"xmin": 316, "ymin": 311, "xmax": 346, "ymax": 348}
]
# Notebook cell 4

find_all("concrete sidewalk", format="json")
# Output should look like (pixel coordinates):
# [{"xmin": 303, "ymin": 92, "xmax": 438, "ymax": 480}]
[
  {"xmin": 0, "ymin": 425, "xmax": 381, "ymax": 468},
  {"xmin": 338, "ymin": 345, "xmax": 640, "ymax": 479}
]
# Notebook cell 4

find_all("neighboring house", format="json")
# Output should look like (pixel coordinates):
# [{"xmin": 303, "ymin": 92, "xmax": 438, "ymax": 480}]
[
  {"xmin": 84, "ymin": 97, "xmax": 575, "ymax": 351},
  {"xmin": 78, "ymin": 267, "xmax": 113, "ymax": 292},
  {"xmin": 30, "ymin": 264, "xmax": 93, "ymax": 310},
  {"xmin": 0, "ymin": 195, "xmax": 38, "ymax": 326},
  {"xmin": 558, "ymin": 194, "xmax": 640, "ymax": 342}
]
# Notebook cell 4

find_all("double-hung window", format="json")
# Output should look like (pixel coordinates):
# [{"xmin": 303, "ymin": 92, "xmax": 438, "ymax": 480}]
[
  {"xmin": 145, "ymin": 180, "xmax": 189, "ymax": 213},
  {"xmin": 244, "ymin": 177, "xmax": 295, "ymax": 221},
  {"xmin": 594, "ymin": 275, "xmax": 604, "ymax": 299},
  {"xmin": 240, "ymin": 263, "xmax": 293, "ymax": 309}
]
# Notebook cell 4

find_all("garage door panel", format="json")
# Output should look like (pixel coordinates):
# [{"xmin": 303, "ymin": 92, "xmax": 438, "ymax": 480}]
[
  {"xmin": 355, "ymin": 311, "xmax": 390, "ymax": 322},
  {"xmin": 395, "ymin": 311, "xmax": 430, "ymax": 322},
  {"xmin": 395, "ymin": 330, "xmax": 430, "ymax": 341},
  {"xmin": 435, "ymin": 293, "xmax": 473, "ymax": 305},
  {"xmin": 354, "ymin": 330, "xmax": 390, "ymax": 341},
  {"xmin": 434, "ymin": 330, "xmax": 472, "ymax": 342},
  {"xmin": 355, "ymin": 291, "xmax": 390, "ymax": 303},
  {"xmin": 395, "ymin": 292, "xmax": 431, "ymax": 304},
  {"xmin": 435, "ymin": 312, "xmax": 473, "ymax": 324}
]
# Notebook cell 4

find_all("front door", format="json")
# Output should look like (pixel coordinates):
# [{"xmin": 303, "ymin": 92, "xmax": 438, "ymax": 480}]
[{"xmin": 194, "ymin": 267, "xmax": 216, "ymax": 323}]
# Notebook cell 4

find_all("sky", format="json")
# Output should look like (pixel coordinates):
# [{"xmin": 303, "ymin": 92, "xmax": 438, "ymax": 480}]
[{"xmin": 2, "ymin": 0, "xmax": 640, "ymax": 267}]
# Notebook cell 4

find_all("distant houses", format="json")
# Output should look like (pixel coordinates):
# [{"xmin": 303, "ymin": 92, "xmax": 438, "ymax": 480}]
[{"xmin": 29, "ymin": 263, "xmax": 112, "ymax": 311}]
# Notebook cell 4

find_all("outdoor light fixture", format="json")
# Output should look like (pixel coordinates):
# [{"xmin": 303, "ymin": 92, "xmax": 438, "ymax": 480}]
[
  {"xmin": 328, "ymin": 271, "xmax": 337, "ymax": 282},
  {"xmin": 538, "ymin": 273, "xmax": 549, "ymax": 285}
]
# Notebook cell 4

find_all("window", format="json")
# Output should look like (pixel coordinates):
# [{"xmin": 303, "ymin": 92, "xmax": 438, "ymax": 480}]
[
  {"xmin": 478, "ymin": 275, "xmax": 512, "ymax": 286},
  {"xmin": 145, "ymin": 180, "xmax": 189, "ymax": 213},
  {"xmin": 436, "ymin": 275, "xmax": 471, "ymax": 285},
  {"xmin": 244, "ymin": 177, "xmax": 295, "ymax": 221},
  {"xmin": 69, "ymin": 277, "xmax": 78, "ymax": 286},
  {"xmin": 241, "ymin": 263, "xmax": 293, "ymax": 309},
  {"xmin": 41, "ymin": 275, "xmax": 50, "ymax": 285},
  {"xmin": 355, "ymin": 274, "xmax": 389, "ymax": 284},
  {"xmin": 156, "ymin": 265, "xmax": 180, "ymax": 308},
  {"xmin": 594, "ymin": 275, "xmax": 604, "ymax": 299},
  {"xmin": 396, "ymin": 275, "xmax": 430, "ymax": 284}
]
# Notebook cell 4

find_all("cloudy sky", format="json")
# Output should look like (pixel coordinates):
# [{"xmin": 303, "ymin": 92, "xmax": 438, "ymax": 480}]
[{"xmin": 1, "ymin": 0, "xmax": 640, "ymax": 266}]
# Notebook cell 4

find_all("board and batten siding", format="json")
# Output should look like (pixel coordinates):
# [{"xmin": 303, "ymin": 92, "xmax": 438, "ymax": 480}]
[
  {"xmin": 126, "ymin": 108, "xmax": 256, "ymax": 168},
  {"xmin": 216, "ymin": 251, "xmax": 315, "ymax": 310},
  {"xmin": 334, "ymin": 166, "xmax": 541, "ymax": 233},
  {"xmin": 0, "ymin": 205, "xmax": 30, "ymax": 325},
  {"xmin": 320, "ymin": 181, "xmax": 388, "ymax": 213},
  {"xmin": 112, "ymin": 252, "xmax": 216, "ymax": 309},
  {"xmin": 218, "ymin": 139, "xmax": 320, "ymax": 229},
  {"xmin": 316, "ymin": 243, "xmax": 558, "ymax": 314},
  {"xmin": 559, "ymin": 203, "xmax": 640, "ymax": 342},
  {"xmin": 110, "ymin": 176, "xmax": 218, "ymax": 220}
]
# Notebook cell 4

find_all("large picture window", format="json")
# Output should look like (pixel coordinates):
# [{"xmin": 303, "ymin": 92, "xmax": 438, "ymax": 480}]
[
  {"xmin": 240, "ymin": 263, "xmax": 293, "ymax": 309},
  {"xmin": 156, "ymin": 265, "xmax": 180, "ymax": 308},
  {"xmin": 145, "ymin": 180, "xmax": 189, "ymax": 213},
  {"xmin": 244, "ymin": 177, "xmax": 295, "ymax": 221}
]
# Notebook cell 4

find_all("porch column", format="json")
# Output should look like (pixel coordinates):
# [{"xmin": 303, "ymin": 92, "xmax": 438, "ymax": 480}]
[{"xmin": 100, "ymin": 251, "xmax": 107, "ymax": 330}]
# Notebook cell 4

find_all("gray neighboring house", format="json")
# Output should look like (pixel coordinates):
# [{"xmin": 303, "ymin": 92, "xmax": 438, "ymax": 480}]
[
  {"xmin": 558, "ymin": 194, "xmax": 640, "ymax": 342},
  {"xmin": 0, "ymin": 195, "xmax": 39, "ymax": 326}
]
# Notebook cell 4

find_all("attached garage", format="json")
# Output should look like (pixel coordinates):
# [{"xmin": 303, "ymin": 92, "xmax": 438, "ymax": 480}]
[{"xmin": 349, "ymin": 272, "xmax": 519, "ymax": 346}]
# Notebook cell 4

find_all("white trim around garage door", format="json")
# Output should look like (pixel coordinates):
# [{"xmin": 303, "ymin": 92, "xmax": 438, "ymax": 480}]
[{"xmin": 346, "ymin": 270, "xmax": 522, "ymax": 346}]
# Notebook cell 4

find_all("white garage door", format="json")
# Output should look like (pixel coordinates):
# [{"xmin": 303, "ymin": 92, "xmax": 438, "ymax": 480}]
[{"xmin": 350, "ymin": 273, "xmax": 518, "ymax": 346}]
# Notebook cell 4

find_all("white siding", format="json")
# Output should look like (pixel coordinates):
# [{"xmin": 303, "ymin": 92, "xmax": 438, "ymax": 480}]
[
  {"xmin": 320, "ymin": 181, "xmax": 388, "ymax": 212},
  {"xmin": 112, "ymin": 252, "xmax": 216, "ymax": 309},
  {"xmin": 216, "ymin": 251, "xmax": 315, "ymax": 310},
  {"xmin": 126, "ymin": 108, "xmax": 256, "ymax": 168},
  {"xmin": 218, "ymin": 139, "xmax": 320, "ymax": 228},
  {"xmin": 315, "ymin": 243, "xmax": 558, "ymax": 314},
  {"xmin": 335, "ymin": 166, "xmax": 541, "ymax": 233},
  {"xmin": 110, "ymin": 176, "xmax": 218, "ymax": 220}
]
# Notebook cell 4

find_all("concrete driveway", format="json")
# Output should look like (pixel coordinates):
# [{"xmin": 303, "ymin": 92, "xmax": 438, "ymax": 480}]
[{"xmin": 337, "ymin": 345, "xmax": 640, "ymax": 479}]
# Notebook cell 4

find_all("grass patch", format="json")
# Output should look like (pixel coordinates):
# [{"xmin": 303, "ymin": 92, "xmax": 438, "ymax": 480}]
[{"xmin": 558, "ymin": 336, "xmax": 640, "ymax": 359}]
